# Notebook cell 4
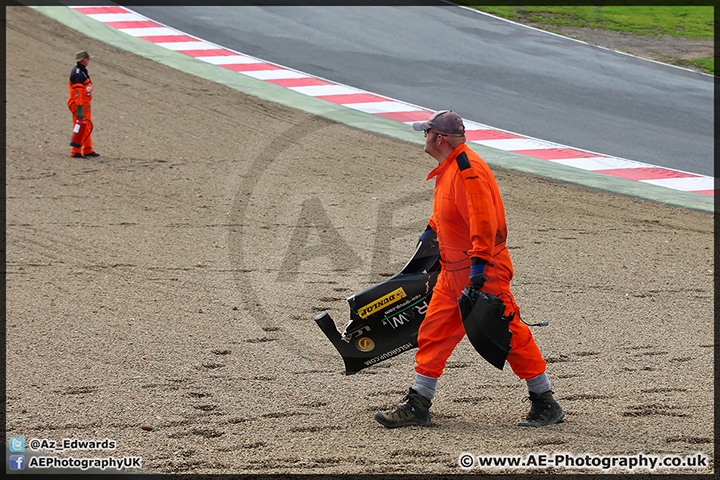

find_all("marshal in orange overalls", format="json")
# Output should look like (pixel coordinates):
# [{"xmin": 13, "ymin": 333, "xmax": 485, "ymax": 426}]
[
  {"xmin": 68, "ymin": 59, "xmax": 94, "ymax": 157},
  {"xmin": 415, "ymin": 143, "xmax": 547, "ymax": 380}
]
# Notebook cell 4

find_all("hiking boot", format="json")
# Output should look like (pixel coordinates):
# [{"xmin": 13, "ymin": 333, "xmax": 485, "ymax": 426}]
[
  {"xmin": 518, "ymin": 390, "xmax": 565, "ymax": 427},
  {"xmin": 85, "ymin": 151, "xmax": 100, "ymax": 157},
  {"xmin": 374, "ymin": 388, "xmax": 432, "ymax": 428},
  {"xmin": 72, "ymin": 153, "xmax": 87, "ymax": 159}
]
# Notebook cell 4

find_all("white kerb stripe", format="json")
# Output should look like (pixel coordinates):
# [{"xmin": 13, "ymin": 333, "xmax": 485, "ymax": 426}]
[
  {"xmin": 344, "ymin": 101, "xmax": 426, "ymax": 113},
  {"xmin": 241, "ymin": 70, "xmax": 309, "ymax": 80},
  {"xmin": 641, "ymin": 176, "xmax": 714, "ymax": 191},
  {"xmin": 154, "ymin": 41, "xmax": 219, "ymax": 51},
  {"xmin": 463, "ymin": 120, "xmax": 495, "ymax": 130},
  {"xmin": 194, "ymin": 55, "xmax": 259, "ymax": 65},
  {"xmin": 550, "ymin": 157, "xmax": 652, "ymax": 171},
  {"xmin": 473, "ymin": 138, "xmax": 558, "ymax": 151},
  {"xmin": 117, "ymin": 27, "xmax": 179, "ymax": 37},
  {"xmin": 85, "ymin": 13, "xmax": 146, "ymax": 22},
  {"xmin": 289, "ymin": 84, "xmax": 365, "ymax": 96}
]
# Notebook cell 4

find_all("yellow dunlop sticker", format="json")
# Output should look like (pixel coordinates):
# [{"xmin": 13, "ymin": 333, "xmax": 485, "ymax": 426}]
[{"xmin": 357, "ymin": 287, "xmax": 406, "ymax": 319}]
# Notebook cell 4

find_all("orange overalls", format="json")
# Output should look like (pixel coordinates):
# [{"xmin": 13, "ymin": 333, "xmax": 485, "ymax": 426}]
[
  {"xmin": 415, "ymin": 143, "xmax": 547, "ymax": 380},
  {"xmin": 68, "ymin": 63, "xmax": 94, "ymax": 156}
]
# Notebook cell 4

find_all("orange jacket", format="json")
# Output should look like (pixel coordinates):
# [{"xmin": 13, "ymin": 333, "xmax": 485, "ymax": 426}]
[
  {"xmin": 68, "ymin": 63, "xmax": 93, "ymax": 109},
  {"xmin": 427, "ymin": 143, "xmax": 507, "ymax": 266}
]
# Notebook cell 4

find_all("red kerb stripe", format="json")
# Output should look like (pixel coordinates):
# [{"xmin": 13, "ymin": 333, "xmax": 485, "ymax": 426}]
[
  {"xmin": 316, "ymin": 93, "xmax": 387, "ymax": 104},
  {"xmin": 595, "ymin": 168, "xmax": 700, "ymax": 181},
  {"xmin": 513, "ymin": 148, "xmax": 607, "ymax": 160},
  {"xmin": 223, "ymin": 63, "xmax": 283, "ymax": 72},
  {"xmin": 138, "ymin": 35, "xmax": 198, "ymax": 43},
  {"xmin": 105, "ymin": 21, "xmax": 162, "ymax": 29},
  {"xmin": 376, "ymin": 111, "xmax": 432, "ymax": 122},
  {"xmin": 465, "ymin": 130, "xmax": 522, "ymax": 141},
  {"xmin": 177, "ymin": 49, "xmax": 235, "ymax": 57},
  {"xmin": 268, "ymin": 78, "xmax": 334, "ymax": 87},
  {"xmin": 72, "ymin": 7, "xmax": 127, "ymax": 14}
]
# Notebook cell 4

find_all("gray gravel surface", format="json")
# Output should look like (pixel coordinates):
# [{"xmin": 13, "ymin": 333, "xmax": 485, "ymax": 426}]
[{"xmin": 5, "ymin": 7, "xmax": 714, "ymax": 475}]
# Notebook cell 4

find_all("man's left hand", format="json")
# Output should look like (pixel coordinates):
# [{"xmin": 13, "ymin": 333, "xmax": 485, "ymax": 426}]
[{"xmin": 469, "ymin": 257, "xmax": 488, "ymax": 289}]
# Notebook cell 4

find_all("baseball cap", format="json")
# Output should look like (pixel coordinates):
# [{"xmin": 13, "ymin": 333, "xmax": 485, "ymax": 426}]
[
  {"xmin": 75, "ymin": 50, "xmax": 90, "ymax": 61},
  {"xmin": 413, "ymin": 110, "xmax": 465, "ymax": 135}
]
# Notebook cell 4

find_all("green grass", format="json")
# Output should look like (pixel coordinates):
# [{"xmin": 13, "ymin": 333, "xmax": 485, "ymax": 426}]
[
  {"xmin": 467, "ymin": 6, "xmax": 714, "ymax": 38},
  {"xmin": 686, "ymin": 56, "xmax": 714, "ymax": 74},
  {"xmin": 457, "ymin": 5, "xmax": 715, "ymax": 74}
]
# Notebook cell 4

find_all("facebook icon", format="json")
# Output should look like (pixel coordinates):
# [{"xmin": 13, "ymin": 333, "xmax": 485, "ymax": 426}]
[{"xmin": 9, "ymin": 454, "xmax": 25, "ymax": 470}]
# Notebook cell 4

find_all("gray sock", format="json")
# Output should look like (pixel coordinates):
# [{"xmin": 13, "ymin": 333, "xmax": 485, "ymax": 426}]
[
  {"xmin": 412, "ymin": 373, "xmax": 438, "ymax": 400},
  {"xmin": 526, "ymin": 372, "xmax": 551, "ymax": 395}
]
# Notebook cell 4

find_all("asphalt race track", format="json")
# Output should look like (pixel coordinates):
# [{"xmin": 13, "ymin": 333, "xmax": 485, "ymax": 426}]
[{"xmin": 124, "ymin": 4, "xmax": 714, "ymax": 177}]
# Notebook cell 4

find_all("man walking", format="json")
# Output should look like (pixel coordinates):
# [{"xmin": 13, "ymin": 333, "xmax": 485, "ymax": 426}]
[
  {"xmin": 68, "ymin": 50, "xmax": 99, "ymax": 159},
  {"xmin": 374, "ymin": 110, "xmax": 564, "ymax": 428}
]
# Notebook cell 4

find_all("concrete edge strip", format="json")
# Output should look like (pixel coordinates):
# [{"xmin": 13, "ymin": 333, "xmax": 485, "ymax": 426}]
[{"xmin": 33, "ymin": 3, "xmax": 714, "ymax": 212}]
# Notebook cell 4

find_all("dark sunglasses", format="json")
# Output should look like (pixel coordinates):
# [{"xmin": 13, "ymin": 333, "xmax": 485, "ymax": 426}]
[{"xmin": 424, "ymin": 130, "xmax": 449, "ymax": 138}]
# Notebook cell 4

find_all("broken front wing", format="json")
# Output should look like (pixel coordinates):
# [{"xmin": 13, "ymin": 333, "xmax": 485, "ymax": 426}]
[{"xmin": 315, "ymin": 232, "xmax": 441, "ymax": 374}]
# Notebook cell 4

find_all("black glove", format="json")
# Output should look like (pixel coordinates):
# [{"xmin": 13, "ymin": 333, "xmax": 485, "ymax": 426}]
[
  {"xmin": 419, "ymin": 225, "xmax": 435, "ymax": 244},
  {"xmin": 469, "ymin": 257, "xmax": 488, "ymax": 289}
]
